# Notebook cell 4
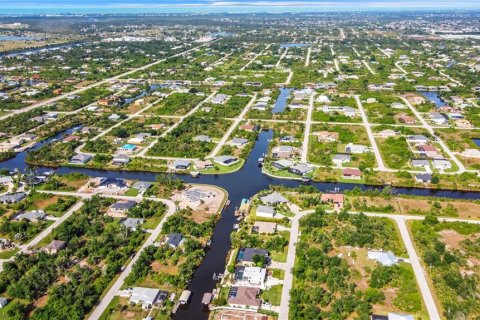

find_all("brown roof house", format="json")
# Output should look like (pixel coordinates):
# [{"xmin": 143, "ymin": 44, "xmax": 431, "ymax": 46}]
[
  {"xmin": 227, "ymin": 286, "xmax": 262, "ymax": 311},
  {"xmin": 321, "ymin": 193, "xmax": 345, "ymax": 211},
  {"xmin": 342, "ymin": 168, "xmax": 362, "ymax": 180}
]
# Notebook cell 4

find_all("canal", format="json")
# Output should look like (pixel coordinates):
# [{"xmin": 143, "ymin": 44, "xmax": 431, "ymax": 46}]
[{"xmin": 2, "ymin": 129, "xmax": 480, "ymax": 319}]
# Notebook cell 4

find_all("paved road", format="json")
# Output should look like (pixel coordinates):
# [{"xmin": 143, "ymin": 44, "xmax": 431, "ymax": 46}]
[
  {"xmin": 305, "ymin": 47, "xmax": 312, "ymax": 67},
  {"xmin": 0, "ymin": 40, "xmax": 217, "ymax": 122},
  {"xmin": 208, "ymin": 94, "xmax": 257, "ymax": 158},
  {"xmin": 37, "ymin": 190, "xmax": 177, "ymax": 320},
  {"xmin": 400, "ymin": 96, "xmax": 466, "ymax": 173},
  {"xmin": 276, "ymin": 48, "xmax": 288, "ymax": 68},
  {"xmin": 278, "ymin": 209, "xmax": 309, "ymax": 320},
  {"xmin": 240, "ymin": 43, "xmax": 272, "ymax": 71},
  {"xmin": 87, "ymin": 196, "xmax": 176, "ymax": 320},
  {"xmin": 394, "ymin": 216, "xmax": 442, "ymax": 320},
  {"xmin": 301, "ymin": 94, "xmax": 315, "ymax": 163},
  {"xmin": 137, "ymin": 90, "xmax": 218, "ymax": 158},
  {"xmin": 362, "ymin": 59, "xmax": 376, "ymax": 75},
  {"xmin": 355, "ymin": 95, "xmax": 389, "ymax": 171},
  {"xmin": 395, "ymin": 61, "xmax": 408, "ymax": 75},
  {"xmin": 0, "ymin": 200, "xmax": 84, "ymax": 272}
]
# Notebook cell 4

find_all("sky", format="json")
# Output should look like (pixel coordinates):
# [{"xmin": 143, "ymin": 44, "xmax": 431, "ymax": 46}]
[{"xmin": 1, "ymin": 0, "xmax": 480, "ymax": 13}]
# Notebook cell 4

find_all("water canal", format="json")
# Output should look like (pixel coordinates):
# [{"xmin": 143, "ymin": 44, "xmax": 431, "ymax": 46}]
[{"xmin": 2, "ymin": 130, "xmax": 480, "ymax": 319}]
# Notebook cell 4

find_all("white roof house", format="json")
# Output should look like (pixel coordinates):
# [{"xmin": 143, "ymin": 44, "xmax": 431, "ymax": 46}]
[
  {"xmin": 235, "ymin": 266, "xmax": 267, "ymax": 286},
  {"xmin": 256, "ymin": 205, "xmax": 276, "ymax": 218},
  {"xmin": 129, "ymin": 287, "xmax": 163, "ymax": 308},
  {"xmin": 388, "ymin": 313, "xmax": 414, "ymax": 320},
  {"xmin": 367, "ymin": 250, "xmax": 398, "ymax": 266}
]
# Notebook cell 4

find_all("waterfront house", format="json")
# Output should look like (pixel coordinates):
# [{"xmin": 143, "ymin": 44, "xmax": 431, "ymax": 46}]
[
  {"xmin": 256, "ymin": 205, "xmax": 276, "ymax": 218},
  {"xmin": 70, "ymin": 153, "xmax": 92, "ymax": 164},
  {"xmin": 227, "ymin": 287, "xmax": 262, "ymax": 311}
]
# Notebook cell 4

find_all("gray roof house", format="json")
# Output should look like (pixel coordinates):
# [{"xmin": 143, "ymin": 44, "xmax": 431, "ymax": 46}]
[
  {"xmin": 333, "ymin": 154, "xmax": 351, "ymax": 164},
  {"xmin": 173, "ymin": 160, "xmax": 191, "ymax": 170},
  {"xmin": 237, "ymin": 248, "xmax": 270, "ymax": 265},
  {"xmin": 0, "ymin": 297, "xmax": 8, "ymax": 308},
  {"xmin": 411, "ymin": 159, "xmax": 430, "ymax": 167},
  {"xmin": 70, "ymin": 153, "xmax": 93, "ymax": 164},
  {"xmin": 132, "ymin": 181, "xmax": 153, "ymax": 193},
  {"xmin": 0, "ymin": 176, "xmax": 13, "ymax": 184},
  {"xmin": 112, "ymin": 154, "xmax": 130, "ymax": 165},
  {"xmin": 415, "ymin": 173, "xmax": 432, "ymax": 183},
  {"xmin": 122, "ymin": 218, "xmax": 145, "ymax": 231},
  {"xmin": 260, "ymin": 192, "xmax": 288, "ymax": 205},
  {"xmin": 288, "ymin": 163, "xmax": 313, "ymax": 176},
  {"xmin": 193, "ymin": 135, "xmax": 212, "ymax": 143},
  {"xmin": 0, "ymin": 192, "xmax": 26, "ymax": 204},
  {"xmin": 166, "ymin": 233, "xmax": 183, "ymax": 248},
  {"xmin": 231, "ymin": 138, "xmax": 249, "ymax": 147},
  {"xmin": 110, "ymin": 200, "xmax": 137, "ymax": 213},
  {"xmin": 14, "ymin": 210, "xmax": 46, "ymax": 222},
  {"xmin": 214, "ymin": 155, "xmax": 239, "ymax": 166}
]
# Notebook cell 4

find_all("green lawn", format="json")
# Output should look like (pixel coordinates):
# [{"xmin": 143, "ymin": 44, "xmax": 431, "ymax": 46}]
[
  {"xmin": 202, "ymin": 158, "xmax": 245, "ymax": 174},
  {"xmin": 0, "ymin": 248, "xmax": 19, "ymax": 259},
  {"xmin": 260, "ymin": 285, "xmax": 282, "ymax": 306},
  {"xmin": 124, "ymin": 188, "xmax": 140, "ymax": 197}
]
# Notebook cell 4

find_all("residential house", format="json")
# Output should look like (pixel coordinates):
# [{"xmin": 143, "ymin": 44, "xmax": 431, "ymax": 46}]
[
  {"xmin": 211, "ymin": 94, "xmax": 229, "ymax": 105},
  {"xmin": 234, "ymin": 266, "xmax": 266, "ymax": 286},
  {"xmin": 252, "ymin": 221, "xmax": 277, "ymax": 234},
  {"xmin": 70, "ymin": 153, "xmax": 92, "ymax": 164},
  {"xmin": 272, "ymin": 146, "xmax": 297, "ymax": 159},
  {"xmin": 98, "ymin": 177, "xmax": 128, "ymax": 190},
  {"xmin": 109, "ymin": 200, "xmax": 137, "ymax": 216},
  {"xmin": 460, "ymin": 149, "xmax": 480, "ymax": 158},
  {"xmin": 417, "ymin": 144, "xmax": 441, "ymax": 158},
  {"xmin": 237, "ymin": 248, "xmax": 269, "ymax": 266},
  {"xmin": 411, "ymin": 159, "xmax": 430, "ymax": 168},
  {"xmin": 345, "ymin": 143, "xmax": 369, "ymax": 154},
  {"xmin": 321, "ymin": 193, "xmax": 345, "ymax": 211},
  {"xmin": 195, "ymin": 160, "xmax": 214, "ymax": 170},
  {"xmin": 406, "ymin": 135, "xmax": 428, "ymax": 144},
  {"xmin": 131, "ymin": 181, "xmax": 153, "ymax": 194},
  {"xmin": 260, "ymin": 192, "xmax": 288, "ymax": 205},
  {"xmin": 14, "ymin": 210, "xmax": 46, "ymax": 222},
  {"xmin": 415, "ymin": 173, "xmax": 432, "ymax": 183},
  {"xmin": 44, "ymin": 240, "xmax": 66, "ymax": 254},
  {"xmin": 398, "ymin": 116, "xmax": 416, "ymax": 124},
  {"xmin": 172, "ymin": 160, "xmax": 191, "ymax": 170},
  {"xmin": 314, "ymin": 131, "xmax": 339, "ymax": 142},
  {"xmin": 166, "ymin": 233, "xmax": 183, "ymax": 249},
  {"xmin": 288, "ymin": 163, "xmax": 313, "ymax": 176},
  {"xmin": 214, "ymin": 155, "xmax": 239, "ymax": 166},
  {"xmin": 231, "ymin": 138, "xmax": 249, "ymax": 147},
  {"xmin": 122, "ymin": 218, "xmax": 145, "ymax": 231},
  {"xmin": 333, "ymin": 154, "xmax": 351, "ymax": 165},
  {"xmin": 193, "ymin": 135, "xmax": 212, "ymax": 143},
  {"xmin": 0, "ymin": 192, "xmax": 26, "ymax": 204},
  {"xmin": 256, "ymin": 205, "xmax": 276, "ymax": 218},
  {"xmin": 367, "ymin": 250, "xmax": 398, "ymax": 266},
  {"xmin": 432, "ymin": 159, "xmax": 452, "ymax": 170},
  {"xmin": 118, "ymin": 144, "xmax": 137, "ymax": 154},
  {"xmin": 378, "ymin": 129, "xmax": 397, "ymax": 138},
  {"xmin": 272, "ymin": 159, "xmax": 294, "ymax": 170},
  {"xmin": 0, "ymin": 298, "xmax": 8, "ymax": 309},
  {"xmin": 112, "ymin": 154, "xmax": 130, "ymax": 166},
  {"xmin": 342, "ymin": 168, "xmax": 362, "ymax": 180},
  {"xmin": 227, "ymin": 287, "xmax": 262, "ymax": 311},
  {"xmin": 129, "ymin": 287, "xmax": 168, "ymax": 310}
]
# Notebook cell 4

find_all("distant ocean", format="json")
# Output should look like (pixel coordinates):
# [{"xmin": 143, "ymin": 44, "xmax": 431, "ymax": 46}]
[{"xmin": 0, "ymin": 6, "xmax": 467, "ymax": 16}]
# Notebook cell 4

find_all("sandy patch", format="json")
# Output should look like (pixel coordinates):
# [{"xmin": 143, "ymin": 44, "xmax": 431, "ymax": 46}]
[
  {"xmin": 439, "ymin": 230, "xmax": 467, "ymax": 250},
  {"xmin": 171, "ymin": 184, "xmax": 225, "ymax": 223}
]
